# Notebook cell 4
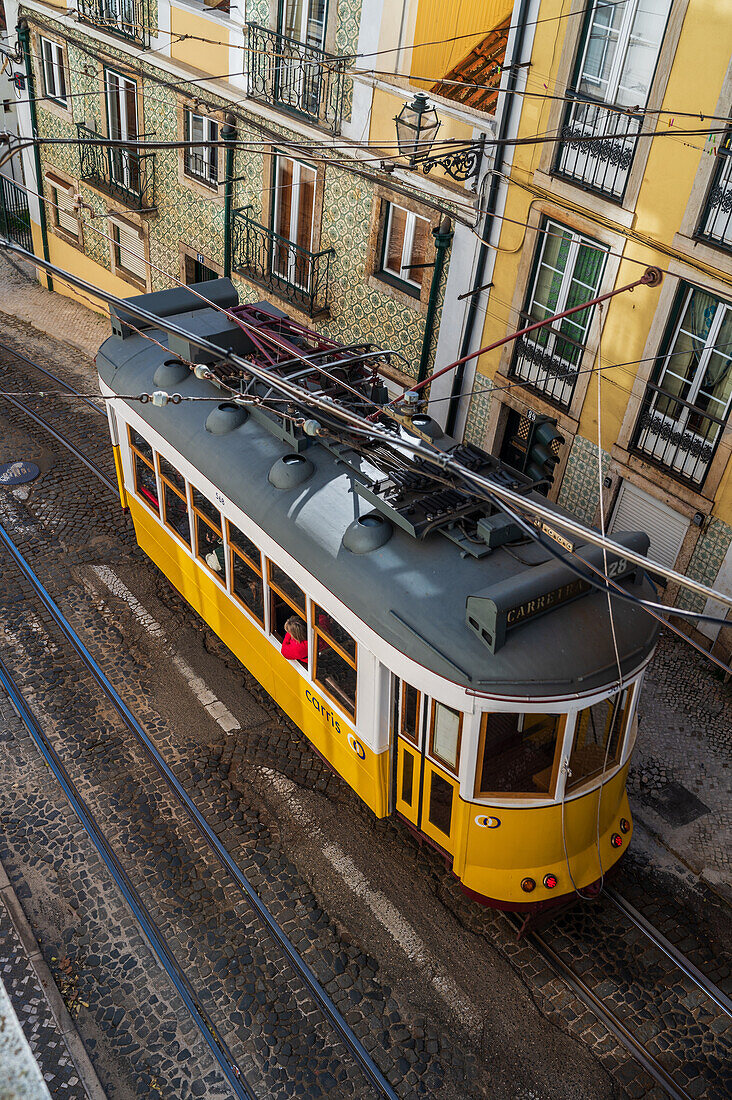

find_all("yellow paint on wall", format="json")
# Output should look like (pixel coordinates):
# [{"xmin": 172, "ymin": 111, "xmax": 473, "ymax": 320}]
[
  {"xmin": 369, "ymin": 85, "xmax": 475, "ymax": 185},
  {"xmin": 170, "ymin": 5, "xmax": 230, "ymax": 75},
  {"xmin": 410, "ymin": 0, "xmax": 513, "ymax": 85},
  {"xmin": 44, "ymin": 229, "xmax": 139, "ymax": 313}
]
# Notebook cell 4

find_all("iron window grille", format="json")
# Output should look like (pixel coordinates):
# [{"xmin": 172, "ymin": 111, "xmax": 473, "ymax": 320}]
[
  {"xmin": 554, "ymin": 0, "xmax": 671, "ymax": 201},
  {"xmin": 0, "ymin": 175, "xmax": 33, "ymax": 253},
  {"xmin": 183, "ymin": 111, "xmax": 219, "ymax": 187},
  {"xmin": 246, "ymin": 23, "xmax": 348, "ymax": 135},
  {"xmin": 77, "ymin": 122, "xmax": 156, "ymax": 210},
  {"xmin": 77, "ymin": 0, "xmax": 152, "ymax": 47},
  {"xmin": 631, "ymin": 285, "xmax": 732, "ymax": 488},
  {"xmin": 231, "ymin": 206, "xmax": 334, "ymax": 316},
  {"xmin": 696, "ymin": 129, "xmax": 732, "ymax": 253},
  {"xmin": 509, "ymin": 220, "xmax": 608, "ymax": 409}
]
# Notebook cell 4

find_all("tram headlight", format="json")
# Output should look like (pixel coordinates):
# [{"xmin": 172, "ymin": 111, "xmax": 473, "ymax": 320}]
[
  {"xmin": 610, "ymin": 833, "xmax": 623, "ymax": 848},
  {"xmin": 543, "ymin": 873, "xmax": 558, "ymax": 890},
  {"xmin": 619, "ymin": 818, "xmax": 630, "ymax": 834},
  {"xmin": 521, "ymin": 877, "xmax": 536, "ymax": 893}
]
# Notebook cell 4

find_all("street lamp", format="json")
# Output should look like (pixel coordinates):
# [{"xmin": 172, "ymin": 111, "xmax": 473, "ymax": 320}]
[{"xmin": 394, "ymin": 92, "xmax": 485, "ymax": 185}]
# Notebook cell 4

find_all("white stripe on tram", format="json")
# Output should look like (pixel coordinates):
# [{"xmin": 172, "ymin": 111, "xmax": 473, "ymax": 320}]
[{"xmin": 88, "ymin": 565, "xmax": 241, "ymax": 735}]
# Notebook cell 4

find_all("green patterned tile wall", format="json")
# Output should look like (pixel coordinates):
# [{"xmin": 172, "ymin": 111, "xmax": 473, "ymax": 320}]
[
  {"xmin": 245, "ymin": 0, "xmax": 269, "ymax": 25},
  {"xmin": 463, "ymin": 378, "xmax": 493, "ymax": 446},
  {"xmin": 557, "ymin": 433, "xmax": 611, "ymax": 525},
  {"xmin": 676, "ymin": 517, "xmax": 731, "ymax": 614}
]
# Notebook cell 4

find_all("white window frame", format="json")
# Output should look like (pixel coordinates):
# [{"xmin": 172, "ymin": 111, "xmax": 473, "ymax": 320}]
[
  {"xmin": 110, "ymin": 215, "xmax": 147, "ymax": 284},
  {"xmin": 47, "ymin": 176, "xmax": 79, "ymax": 240},
  {"xmin": 40, "ymin": 36, "xmax": 67, "ymax": 107},
  {"xmin": 272, "ymin": 153, "xmax": 317, "ymax": 290},
  {"xmin": 575, "ymin": 0, "xmax": 671, "ymax": 109},
  {"xmin": 183, "ymin": 110, "xmax": 219, "ymax": 187},
  {"xmin": 381, "ymin": 203, "xmax": 430, "ymax": 291}
]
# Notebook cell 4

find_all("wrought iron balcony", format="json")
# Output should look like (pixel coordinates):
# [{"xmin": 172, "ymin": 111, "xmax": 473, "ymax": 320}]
[
  {"xmin": 232, "ymin": 208, "xmax": 334, "ymax": 316},
  {"xmin": 554, "ymin": 95, "xmax": 641, "ymax": 201},
  {"xmin": 77, "ymin": 124, "xmax": 156, "ymax": 210},
  {"xmin": 510, "ymin": 313, "xmax": 586, "ymax": 410},
  {"xmin": 631, "ymin": 380, "xmax": 727, "ymax": 489},
  {"xmin": 246, "ymin": 23, "xmax": 347, "ymax": 135},
  {"xmin": 77, "ymin": 0, "xmax": 151, "ymax": 47},
  {"xmin": 697, "ymin": 132, "xmax": 732, "ymax": 252}
]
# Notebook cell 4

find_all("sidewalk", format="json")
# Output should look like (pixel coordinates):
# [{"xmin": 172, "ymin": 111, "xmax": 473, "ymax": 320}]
[{"xmin": 0, "ymin": 254, "xmax": 109, "ymax": 360}]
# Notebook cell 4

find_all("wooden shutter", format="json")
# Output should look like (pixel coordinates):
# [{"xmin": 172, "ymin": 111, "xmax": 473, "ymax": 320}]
[
  {"xmin": 112, "ymin": 218, "xmax": 147, "ymax": 282},
  {"xmin": 609, "ymin": 481, "xmax": 688, "ymax": 570},
  {"xmin": 47, "ymin": 177, "xmax": 78, "ymax": 238}
]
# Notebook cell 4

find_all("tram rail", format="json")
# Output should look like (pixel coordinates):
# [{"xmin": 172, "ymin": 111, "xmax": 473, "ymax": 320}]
[
  {"xmin": 510, "ymin": 886, "xmax": 732, "ymax": 1100},
  {"xmin": 0, "ymin": 517, "xmax": 399, "ymax": 1100}
]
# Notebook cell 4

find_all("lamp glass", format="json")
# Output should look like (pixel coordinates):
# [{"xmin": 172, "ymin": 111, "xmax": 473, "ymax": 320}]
[{"xmin": 395, "ymin": 93, "xmax": 440, "ymax": 160}]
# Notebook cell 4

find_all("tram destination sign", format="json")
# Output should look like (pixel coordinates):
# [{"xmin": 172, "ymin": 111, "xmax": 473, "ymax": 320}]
[{"xmin": 466, "ymin": 530, "xmax": 651, "ymax": 653}]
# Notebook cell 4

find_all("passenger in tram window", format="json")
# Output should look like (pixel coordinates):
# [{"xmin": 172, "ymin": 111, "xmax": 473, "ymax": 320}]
[
  {"xmin": 204, "ymin": 537, "xmax": 226, "ymax": 573},
  {"xmin": 280, "ymin": 616, "xmax": 308, "ymax": 666}
]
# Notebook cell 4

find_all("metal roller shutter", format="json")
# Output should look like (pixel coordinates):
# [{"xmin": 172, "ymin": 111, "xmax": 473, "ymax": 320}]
[
  {"xmin": 609, "ymin": 481, "xmax": 689, "ymax": 569},
  {"xmin": 112, "ymin": 218, "xmax": 147, "ymax": 282}
]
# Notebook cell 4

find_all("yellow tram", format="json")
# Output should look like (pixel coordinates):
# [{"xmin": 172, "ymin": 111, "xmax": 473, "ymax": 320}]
[{"xmin": 97, "ymin": 283, "xmax": 658, "ymax": 911}]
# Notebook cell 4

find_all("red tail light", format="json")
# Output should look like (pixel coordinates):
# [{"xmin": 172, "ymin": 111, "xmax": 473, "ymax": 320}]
[
  {"xmin": 543, "ymin": 873, "xmax": 558, "ymax": 889},
  {"xmin": 619, "ymin": 818, "xmax": 630, "ymax": 834},
  {"xmin": 611, "ymin": 833, "xmax": 623, "ymax": 848},
  {"xmin": 521, "ymin": 877, "xmax": 536, "ymax": 892}
]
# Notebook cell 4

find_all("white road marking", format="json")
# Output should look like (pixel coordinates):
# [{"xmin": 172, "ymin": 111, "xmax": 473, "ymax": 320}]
[
  {"xmin": 259, "ymin": 766, "xmax": 480, "ymax": 1036},
  {"xmin": 88, "ymin": 565, "xmax": 240, "ymax": 735}
]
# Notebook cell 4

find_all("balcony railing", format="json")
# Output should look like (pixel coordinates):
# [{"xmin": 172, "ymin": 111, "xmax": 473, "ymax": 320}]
[
  {"xmin": 246, "ymin": 23, "xmax": 347, "ymax": 135},
  {"xmin": 77, "ymin": 124, "xmax": 156, "ymax": 210},
  {"xmin": 510, "ymin": 312, "xmax": 586, "ymax": 410},
  {"xmin": 554, "ymin": 95, "xmax": 641, "ymax": 201},
  {"xmin": 232, "ymin": 208, "xmax": 334, "ymax": 316},
  {"xmin": 631, "ymin": 380, "xmax": 727, "ymax": 489},
  {"xmin": 697, "ymin": 135, "xmax": 732, "ymax": 252},
  {"xmin": 77, "ymin": 0, "xmax": 151, "ymax": 47}
]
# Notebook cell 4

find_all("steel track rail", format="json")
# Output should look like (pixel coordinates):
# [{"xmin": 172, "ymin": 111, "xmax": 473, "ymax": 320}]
[
  {"xmin": 606, "ymin": 888, "xmax": 732, "ymax": 1019},
  {"xmin": 0, "ymin": 338, "xmax": 105, "ymax": 414},
  {"xmin": 507, "ymin": 914, "xmax": 692, "ymax": 1100},
  {"xmin": 0, "ymin": 654, "xmax": 256, "ymax": 1100},
  {"xmin": 0, "ymin": 519, "xmax": 399, "ymax": 1100},
  {"xmin": 0, "ymin": 390, "xmax": 118, "ymax": 496}
]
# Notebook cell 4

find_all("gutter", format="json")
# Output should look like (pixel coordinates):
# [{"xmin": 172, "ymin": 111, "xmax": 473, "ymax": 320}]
[{"xmin": 17, "ymin": 18, "xmax": 52, "ymax": 290}]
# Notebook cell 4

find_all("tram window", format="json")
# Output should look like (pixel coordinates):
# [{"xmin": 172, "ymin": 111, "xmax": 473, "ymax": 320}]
[
  {"xmin": 192, "ymin": 488, "xmax": 224, "ymax": 579},
  {"xmin": 128, "ymin": 426, "xmax": 159, "ymax": 513},
  {"xmin": 400, "ymin": 683, "xmax": 421, "ymax": 744},
  {"xmin": 312, "ymin": 604, "xmax": 357, "ymax": 720},
  {"xmin": 158, "ymin": 456, "xmax": 190, "ymax": 545},
  {"xmin": 428, "ymin": 773, "xmax": 453, "ymax": 836},
  {"xmin": 566, "ymin": 690, "xmax": 629, "ymax": 793},
  {"xmin": 401, "ymin": 750, "xmax": 414, "ymax": 806},
  {"xmin": 475, "ymin": 712, "xmax": 563, "ymax": 797},
  {"xmin": 228, "ymin": 521, "xmax": 264, "ymax": 625},
  {"xmin": 430, "ymin": 702, "xmax": 462, "ymax": 773},
  {"xmin": 267, "ymin": 560, "xmax": 306, "ymax": 642}
]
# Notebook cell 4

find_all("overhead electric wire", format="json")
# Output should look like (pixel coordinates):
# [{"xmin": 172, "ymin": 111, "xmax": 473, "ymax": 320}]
[{"xmin": 2, "ymin": 238, "xmax": 730, "ymax": 620}]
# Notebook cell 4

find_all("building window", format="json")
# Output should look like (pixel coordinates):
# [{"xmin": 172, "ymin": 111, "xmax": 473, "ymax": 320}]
[
  {"xmin": 267, "ymin": 559, "xmax": 306, "ymax": 642},
  {"xmin": 379, "ymin": 203, "xmax": 430, "ymax": 295},
  {"xmin": 429, "ymin": 701, "xmax": 462, "ymax": 773},
  {"xmin": 158, "ymin": 455, "xmax": 190, "ymax": 545},
  {"xmin": 39, "ymin": 37, "xmax": 67, "ymax": 107},
  {"xmin": 183, "ymin": 110, "xmax": 219, "ymax": 187},
  {"xmin": 697, "ymin": 129, "xmax": 732, "ymax": 253},
  {"xmin": 271, "ymin": 154, "xmax": 317, "ymax": 290},
  {"xmin": 128, "ymin": 426, "xmax": 159, "ymax": 513},
  {"xmin": 566, "ymin": 689, "xmax": 631, "ymax": 792},
  {"xmin": 312, "ymin": 604, "xmax": 357, "ymax": 719},
  {"xmin": 510, "ymin": 221, "xmax": 607, "ymax": 408},
  {"xmin": 474, "ymin": 712, "xmax": 564, "ymax": 798},
  {"xmin": 47, "ymin": 176, "xmax": 79, "ymax": 240},
  {"xmin": 228, "ymin": 522, "xmax": 264, "ymax": 625},
  {"xmin": 632, "ymin": 285, "xmax": 732, "ymax": 487},
  {"xmin": 192, "ymin": 488, "xmax": 225, "ymax": 582},
  {"xmin": 111, "ymin": 217, "xmax": 147, "ymax": 284},
  {"xmin": 554, "ymin": 0, "xmax": 671, "ymax": 200}
]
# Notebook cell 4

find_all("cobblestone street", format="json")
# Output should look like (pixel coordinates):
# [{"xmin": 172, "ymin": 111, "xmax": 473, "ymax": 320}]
[{"xmin": 0, "ymin": 271, "xmax": 730, "ymax": 1099}]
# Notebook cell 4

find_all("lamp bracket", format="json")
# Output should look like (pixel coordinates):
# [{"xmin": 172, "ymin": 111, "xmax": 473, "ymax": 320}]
[{"xmin": 420, "ymin": 134, "xmax": 486, "ymax": 184}]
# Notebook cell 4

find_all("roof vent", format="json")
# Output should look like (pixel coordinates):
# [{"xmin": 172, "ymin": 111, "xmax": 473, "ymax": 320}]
[
  {"xmin": 153, "ymin": 358, "xmax": 189, "ymax": 388},
  {"xmin": 343, "ymin": 512, "xmax": 393, "ymax": 554},
  {"xmin": 205, "ymin": 402, "xmax": 248, "ymax": 435},
  {"xmin": 409, "ymin": 414, "xmax": 443, "ymax": 440},
  {"xmin": 268, "ymin": 452, "xmax": 314, "ymax": 490}
]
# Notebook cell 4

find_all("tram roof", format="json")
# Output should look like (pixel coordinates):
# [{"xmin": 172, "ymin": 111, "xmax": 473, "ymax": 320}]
[{"xmin": 96, "ymin": 299, "xmax": 659, "ymax": 699}]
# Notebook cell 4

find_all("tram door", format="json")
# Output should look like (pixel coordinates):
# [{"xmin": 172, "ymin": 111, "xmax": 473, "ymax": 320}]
[{"xmin": 393, "ymin": 680, "xmax": 460, "ymax": 857}]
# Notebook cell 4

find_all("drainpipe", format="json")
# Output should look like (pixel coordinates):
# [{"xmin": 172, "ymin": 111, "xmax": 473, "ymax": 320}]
[
  {"xmin": 17, "ymin": 20, "xmax": 52, "ymax": 290},
  {"xmin": 444, "ymin": 0, "xmax": 533, "ymax": 436},
  {"xmin": 417, "ymin": 215, "xmax": 453, "ymax": 384},
  {"xmin": 222, "ymin": 112, "xmax": 236, "ymax": 279}
]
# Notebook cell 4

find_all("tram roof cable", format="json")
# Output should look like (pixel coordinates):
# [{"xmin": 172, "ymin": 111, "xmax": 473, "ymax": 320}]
[{"xmin": 2, "ymin": 237, "xmax": 731, "ymax": 614}]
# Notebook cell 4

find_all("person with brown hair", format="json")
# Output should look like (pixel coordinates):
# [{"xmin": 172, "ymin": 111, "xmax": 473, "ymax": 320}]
[{"xmin": 281, "ymin": 615, "xmax": 308, "ymax": 665}]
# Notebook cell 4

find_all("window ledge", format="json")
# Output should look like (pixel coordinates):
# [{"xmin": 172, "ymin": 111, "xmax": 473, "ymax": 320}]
[
  {"xmin": 533, "ymin": 168, "xmax": 637, "ymax": 229},
  {"xmin": 367, "ymin": 272, "xmax": 426, "ymax": 314}
]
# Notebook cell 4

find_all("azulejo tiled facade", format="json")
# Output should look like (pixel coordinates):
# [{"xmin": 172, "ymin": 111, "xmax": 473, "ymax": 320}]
[
  {"xmin": 676, "ymin": 517, "xmax": 732, "ymax": 615},
  {"xmin": 557, "ymin": 435, "xmax": 611, "ymax": 526}
]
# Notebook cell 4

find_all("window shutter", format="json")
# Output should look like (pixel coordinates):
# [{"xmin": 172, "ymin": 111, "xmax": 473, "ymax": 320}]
[
  {"xmin": 113, "ymin": 219, "xmax": 147, "ymax": 282},
  {"xmin": 47, "ymin": 178, "xmax": 78, "ymax": 238},
  {"xmin": 609, "ymin": 481, "xmax": 689, "ymax": 570}
]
